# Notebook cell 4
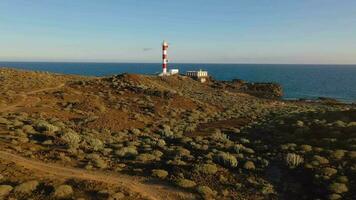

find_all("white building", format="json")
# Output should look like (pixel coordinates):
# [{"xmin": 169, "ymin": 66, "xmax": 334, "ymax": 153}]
[
  {"xmin": 169, "ymin": 69, "xmax": 179, "ymax": 75},
  {"xmin": 186, "ymin": 69, "xmax": 209, "ymax": 83}
]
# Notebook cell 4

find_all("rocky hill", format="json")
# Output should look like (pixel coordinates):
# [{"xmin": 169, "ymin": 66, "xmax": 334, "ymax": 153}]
[{"xmin": 0, "ymin": 67, "xmax": 355, "ymax": 200}]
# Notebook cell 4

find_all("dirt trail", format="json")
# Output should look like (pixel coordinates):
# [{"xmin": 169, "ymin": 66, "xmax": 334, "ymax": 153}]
[
  {"xmin": 0, "ymin": 151, "xmax": 193, "ymax": 200},
  {"xmin": 0, "ymin": 83, "xmax": 65, "ymax": 112}
]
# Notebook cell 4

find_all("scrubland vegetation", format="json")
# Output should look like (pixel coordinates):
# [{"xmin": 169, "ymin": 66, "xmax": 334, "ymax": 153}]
[{"xmin": 0, "ymin": 68, "xmax": 354, "ymax": 199}]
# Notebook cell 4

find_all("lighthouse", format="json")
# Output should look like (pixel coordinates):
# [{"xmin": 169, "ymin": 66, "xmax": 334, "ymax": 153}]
[{"xmin": 162, "ymin": 40, "xmax": 168, "ymax": 75}]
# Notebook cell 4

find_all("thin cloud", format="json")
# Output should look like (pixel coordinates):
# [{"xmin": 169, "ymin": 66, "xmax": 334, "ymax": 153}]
[{"xmin": 143, "ymin": 48, "xmax": 153, "ymax": 52}]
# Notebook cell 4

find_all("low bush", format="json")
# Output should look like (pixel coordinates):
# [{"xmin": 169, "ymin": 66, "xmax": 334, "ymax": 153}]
[
  {"xmin": 93, "ymin": 157, "xmax": 108, "ymax": 169},
  {"xmin": 60, "ymin": 130, "xmax": 81, "ymax": 149},
  {"xmin": 0, "ymin": 185, "xmax": 13, "ymax": 197},
  {"xmin": 84, "ymin": 138, "xmax": 104, "ymax": 151},
  {"xmin": 175, "ymin": 178, "xmax": 196, "ymax": 188},
  {"xmin": 330, "ymin": 150, "xmax": 345, "ymax": 160},
  {"xmin": 0, "ymin": 117, "xmax": 11, "ymax": 125},
  {"xmin": 195, "ymin": 163, "xmax": 218, "ymax": 175},
  {"xmin": 14, "ymin": 180, "xmax": 39, "ymax": 194},
  {"xmin": 136, "ymin": 153, "xmax": 156, "ymax": 163},
  {"xmin": 22, "ymin": 125, "xmax": 36, "ymax": 134},
  {"xmin": 243, "ymin": 161, "xmax": 256, "ymax": 170},
  {"xmin": 35, "ymin": 120, "xmax": 59, "ymax": 133},
  {"xmin": 115, "ymin": 146, "xmax": 138, "ymax": 158},
  {"xmin": 159, "ymin": 125, "xmax": 174, "ymax": 137},
  {"xmin": 214, "ymin": 152, "xmax": 238, "ymax": 168},
  {"xmin": 53, "ymin": 185, "xmax": 73, "ymax": 199},
  {"xmin": 299, "ymin": 144, "xmax": 313, "ymax": 152},
  {"xmin": 328, "ymin": 182, "xmax": 348, "ymax": 194},
  {"xmin": 151, "ymin": 169, "xmax": 168, "ymax": 179},
  {"xmin": 196, "ymin": 185, "xmax": 216, "ymax": 198},
  {"xmin": 312, "ymin": 155, "xmax": 329, "ymax": 165},
  {"xmin": 321, "ymin": 167, "xmax": 337, "ymax": 177},
  {"xmin": 284, "ymin": 153, "xmax": 304, "ymax": 168}
]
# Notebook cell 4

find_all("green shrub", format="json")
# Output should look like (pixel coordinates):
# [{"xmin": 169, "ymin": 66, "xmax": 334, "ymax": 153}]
[
  {"xmin": 53, "ymin": 185, "xmax": 73, "ymax": 199},
  {"xmin": 159, "ymin": 125, "xmax": 173, "ymax": 137},
  {"xmin": 347, "ymin": 151, "xmax": 356, "ymax": 159},
  {"xmin": 131, "ymin": 128, "xmax": 141, "ymax": 135},
  {"xmin": 151, "ymin": 169, "xmax": 168, "ymax": 179},
  {"xmin": 330, "ymin": 150, "xmax": 346, "ymax": 160},
  {"xmin": 174, "ymin": 147, "xmax": 191, "ymax": 157},
  {"xmin": 333, "ymin": 120, "xmax": 346, "ymax": 128},
  {"xmin": 156, "ymin": 139, "xmax": 166, "ymax": 147},
  {"xmin": 115, "ymin": 146, "xmax": 138, "ymax": 158},
  {"xmin": 280, "ymin": 143, "xmax": 297, "ymax": 151},
  {"xmin": 110, "ymin": 192, "xmax": 125, "ymax": 199},
  {"xmin": 313, "ymin": 155, "xmax": 329, "ymax": 165},
  {"xmin": 296, "ymin": 120, "xmax": 304, "ymax": 127},
  {"xmin": 347, "ymin": 122, "xmax": 356, "ymax": 127},
  {"xmin": 328, "ymin": 182, "xmax": 348, "ymax": 194},
  {"xmin": 35, "ymin": 120, "xmax": 59, "ymax": 133},
  {"xmin": 85, "ymin": 138, "xmax": 104, "ymax": 151},
  {"xmin": 243, "ymin": 161, "xmax": 256, "ymax": 170},
  {"xmin": 196, "ymin": 186, "xmax": 216, "ymax": 198},
  {"xmin": 93, "ymin": 157, "xmax": 107, "ymax": 169},
  {"xmin": 136, "ymin": 153, "xmax": 156, "ymax": 163},
  {"xmin": 0, "ymin": 117, "xmax": 10, "ymax": 125},
  {"xmin": 214, "ymin": 152, "xmax": 238, "ymax": 168},
  {"xmin": 14, "ymin": 180, "xmax": 39, "ymax": 194},
  {"xmin": 284, "ymin": 153, "xmax": 304, "ymax": 168},
  {"xmin": 244, "ymin": 147, "xmax": 255, "ymax": 154},
  {"xmin": 321, "ymin": 167, "xmax": 338, "ymax": 177},
  {"xmin": 22, "ymin": 125, "xmax": 36, "ymax": 134},
  {"xmin": 61, "ymin": 130, "xmax": 81, "ymax": 149},
  {"xmin": 336, "ymin": 176, "xmax": 348, "ymax": 183},
  {"xmin": 152, "ymin": 150, "xmax": 163, "ymax": 158},
  {"xmin": 240, "ymin": 138, "xmax": 250, "ymax": 144},
  {"xmin": 0, "ymin": 185, "xmax": 13, "ymax": 197},
  {"xmin": 166, "ymin": 159, "xmax": 187, "ymax": 166},
  {"xmin": 233, "ymin": 144, "xmax": 245, "ymax": 153},
  {"xmin": 328, "ymin": 193, "xmax": 342, "ymax": 200},
  {"xmin": 300, "ymin": 144, "xmax": 312, "ymax": 152},
  {"xmin": 195, "ymin": 163, "xmax": 218, "ymax": 175},
  {"xmin": 211, "ymin": 131, "xmax": 229, "ymax": 142},
  {"xmin": 175, "ymin": 178, "xmax": 196, "ymax": 188}
]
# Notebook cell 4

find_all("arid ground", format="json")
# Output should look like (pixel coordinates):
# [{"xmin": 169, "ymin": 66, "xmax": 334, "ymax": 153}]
[{"xmin": 0, "ymin": 68, "xmax": 354, "ymax": 200}]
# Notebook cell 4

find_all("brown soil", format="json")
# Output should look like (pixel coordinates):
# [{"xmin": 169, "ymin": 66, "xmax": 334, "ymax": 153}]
[{"xmin": 0, "ymin": 150, "xmax": 193, "ymax": 200}]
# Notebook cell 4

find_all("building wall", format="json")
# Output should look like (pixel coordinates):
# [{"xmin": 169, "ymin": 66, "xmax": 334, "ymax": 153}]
[{"xmin": 186, "ymin": 70, "xmax": 208, "ymax": 78}]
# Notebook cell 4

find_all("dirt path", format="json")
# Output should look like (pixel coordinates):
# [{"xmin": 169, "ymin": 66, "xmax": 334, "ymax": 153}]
[
  {"xmin": 0, "ymin": 151, "xmax": 193, "ymax": 200},
  {"xmin": 0, "ymin": 83, "xmax": 65, "ymax": 112}
]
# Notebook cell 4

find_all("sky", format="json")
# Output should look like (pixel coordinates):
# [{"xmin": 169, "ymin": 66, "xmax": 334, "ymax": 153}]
[{"xmin": 0, "ymin": 0, "xmax": 356, "ymax": 64}]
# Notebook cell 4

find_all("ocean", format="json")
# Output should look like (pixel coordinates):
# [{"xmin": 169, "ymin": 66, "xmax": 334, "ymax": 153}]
[{"xmin": 0, "ymin": 62, "xmax": 355, "ymax": 103}]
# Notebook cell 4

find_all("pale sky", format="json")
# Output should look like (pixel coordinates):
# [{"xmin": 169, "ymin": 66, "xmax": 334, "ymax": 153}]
[{"xmin": 1, "ymin": 0, "xmax": 356, "ymax": 64}]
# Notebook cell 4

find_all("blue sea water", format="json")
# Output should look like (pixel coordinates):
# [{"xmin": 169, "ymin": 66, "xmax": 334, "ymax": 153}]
[{"xmin": 0, "ymin": 62, "xmax": 355, "ymax": 103}]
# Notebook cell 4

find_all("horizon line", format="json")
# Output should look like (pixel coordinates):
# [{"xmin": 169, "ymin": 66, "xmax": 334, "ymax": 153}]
[{"xmin": 0, "ymin": 60, "xmax": 356, "ymax": 66}]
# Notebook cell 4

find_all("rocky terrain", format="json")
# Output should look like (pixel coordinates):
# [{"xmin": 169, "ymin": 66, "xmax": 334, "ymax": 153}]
[{"xmin": 0, "ymin": 67, "xmax": 354, "ymax": 200}]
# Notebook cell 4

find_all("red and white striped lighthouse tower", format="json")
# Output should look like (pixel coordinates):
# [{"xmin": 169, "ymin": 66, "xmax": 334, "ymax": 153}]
[{"xmin": 162, "ymin": 40, "xmax": 168, "ymax": 75}]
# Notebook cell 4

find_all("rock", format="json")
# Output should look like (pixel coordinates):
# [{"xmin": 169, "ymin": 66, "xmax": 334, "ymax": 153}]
[
  {"xmin": 0, "ymin": 185, "xmax": 13, "ymax": 197},
  {"xmin": 53, "ymin": 185, "xmax": 73, "ymax": 199},
  {"xmin": 14, "ymin": 180, "xmax": 39, "ymax": 194},
  {"xmin": 216, "ymin": 79, "xmax": 283, "ymax": 98}
]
